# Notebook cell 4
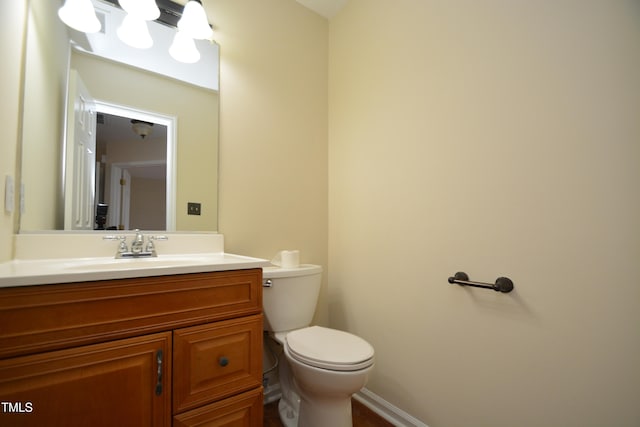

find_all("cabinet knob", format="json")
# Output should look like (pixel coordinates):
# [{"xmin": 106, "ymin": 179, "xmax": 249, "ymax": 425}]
[{"xmin": 218, "ymin": 356, "xmax": 229, "ymax": 367}]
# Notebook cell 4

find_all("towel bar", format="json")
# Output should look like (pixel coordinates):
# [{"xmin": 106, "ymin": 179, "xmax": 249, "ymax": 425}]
[{"xmin": 447, "ymin": 271, "xmax": 514, "ymax": 293}]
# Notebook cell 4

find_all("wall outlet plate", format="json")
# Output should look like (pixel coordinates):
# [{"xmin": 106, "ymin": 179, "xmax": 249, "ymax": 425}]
[{"xmin": 187, "ymin": 202, "xmax": 201, "ymax": 216}]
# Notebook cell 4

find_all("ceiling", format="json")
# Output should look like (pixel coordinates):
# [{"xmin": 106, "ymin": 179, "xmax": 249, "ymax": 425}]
[{"xmin": 296, "ymin": 0, "xmax": 347, "ymax": 18}]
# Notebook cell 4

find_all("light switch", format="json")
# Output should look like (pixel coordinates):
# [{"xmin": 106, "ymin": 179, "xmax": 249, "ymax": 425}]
[{"xmin": 5, "ymin": 175, "xmax": 14, "ymax": 213}]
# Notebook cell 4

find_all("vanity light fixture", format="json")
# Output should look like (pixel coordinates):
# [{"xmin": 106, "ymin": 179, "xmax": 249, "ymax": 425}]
[
  {"xmin": 131, "ymin": 120, "xmax": 154, "ymax": 139},
  {"xmin": 58, "ymin": 0, "xmax": 214, "ymax": 63},
  {"xmin": 58, "ymin": 0, "xmax": 101, "ymax": 33},
  {"xmin": 117, "ymin": 14, "xmax": 154, "ymax": 49},
  {"xmin": 169, "ymin": 30, "xmax": 201, "ymax": 64},
  {"xmin": 118, "ymin": 0, "xmax": 161, "ymax": 21},
  {"xmin": 177, "ymin": 0, "xmax": 214, "ymax": 40},
  {"xmin": 116, "ymin": 0, "xmax": 159, "ymax": 49}
]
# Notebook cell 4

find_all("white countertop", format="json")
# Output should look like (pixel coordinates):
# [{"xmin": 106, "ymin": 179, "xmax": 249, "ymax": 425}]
[
  {"xmin": 0, "ymin": 253, "xmax": 269, "ymax": 288},
  {"xmin": 0, "ymin": 233, "xmax": 269, "ymax": 288}
]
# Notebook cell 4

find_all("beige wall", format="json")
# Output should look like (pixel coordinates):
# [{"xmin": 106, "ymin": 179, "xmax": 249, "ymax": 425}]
[
  {"xmin": 213, "ymin": 0, "xmax": 329, "ymax": 325},
  {"xmin": 19, "ymin": 0, "xmax": 69, "ymax": 231},
  {"xmin": 329, "ymin": 1, "xmax": 640, "ymax": 426},
  {"xmin": 6, "ymin": 1, "xmax": 638, "ymax": 425},
  {"xmin": 0, "ymin": 0, "xmax": 27, "ymax": 261}
]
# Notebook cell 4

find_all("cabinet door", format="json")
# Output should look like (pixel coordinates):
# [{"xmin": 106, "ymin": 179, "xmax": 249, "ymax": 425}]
[
  {"xmin": 173, "ymin": 314, "xmax": 263, "ymax": 413},
  {"xmin": 0, "ymin": 332, "xmax": 171, "ymax": 427},
  {"xmin": 173, "ymin": 387, "xmax": 263, "ymax": 427}
]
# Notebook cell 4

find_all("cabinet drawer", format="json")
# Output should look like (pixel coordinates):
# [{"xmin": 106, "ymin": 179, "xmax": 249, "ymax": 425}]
[
  {"xmin": 0, "ymin": 269, "xmax": 262, "ymax": 359},
  {"xmin": 173, "ymin": 387, "xmax": 263, "ymax": 427},
  {"xmin": 173, "ymin": 314, "xmax": 263, "ymax": 413}
]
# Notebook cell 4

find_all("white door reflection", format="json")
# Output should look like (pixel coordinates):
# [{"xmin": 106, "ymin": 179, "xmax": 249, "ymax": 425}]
[{"xmin": 94, "ymin": 103, "xmax": 176, "ymax": 230}]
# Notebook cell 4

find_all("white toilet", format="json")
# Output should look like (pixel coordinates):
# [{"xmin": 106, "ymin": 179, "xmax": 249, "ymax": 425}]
[{"xmin": 262, "ymin": 264, "xmax": 375, "ymax": 427}]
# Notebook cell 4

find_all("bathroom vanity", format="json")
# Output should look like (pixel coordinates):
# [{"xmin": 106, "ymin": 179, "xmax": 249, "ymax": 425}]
[{"xmin": 0, "ymin": 235, "xmax": 267, "ymax": 426}]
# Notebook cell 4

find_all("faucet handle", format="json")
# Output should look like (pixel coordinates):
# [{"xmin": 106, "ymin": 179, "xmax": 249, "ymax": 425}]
[
  {"xmin": 103, "ymin": 235, "xmax": 128, "ymax": 253},
  {"xmin": 145, "ymin": 236, "xmax": 156, "ymax": 253},
  {"xmin": 145, "ymin": 235, "xmax": 168, "ymax": 255},
  {"xmin": 117, "ymin": 236, "xmax": 128, "ymax": 253}
]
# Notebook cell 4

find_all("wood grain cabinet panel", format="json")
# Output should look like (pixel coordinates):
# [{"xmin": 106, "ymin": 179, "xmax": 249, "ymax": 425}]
[
  {"xmin": 0, "ymin": 269, "xmax": 262, "ymax": 359},
  {"xmin": 173, "ymin": 314, "xmax": 263, "ymax": 413},
  {"xmin": 173, "ymin": 388, "xmax": 264, "ymax": 427},
  {"xmin": 0, "ymin": 332, "xmax": 172, "ymax": 427}
]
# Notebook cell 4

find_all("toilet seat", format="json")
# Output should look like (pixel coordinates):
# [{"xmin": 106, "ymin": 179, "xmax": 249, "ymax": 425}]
[{"xmin": 285, "ymin": 326, "xmax": 375, "ymax": 371}]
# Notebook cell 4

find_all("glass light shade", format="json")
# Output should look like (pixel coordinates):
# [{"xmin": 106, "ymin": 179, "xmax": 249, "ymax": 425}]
[
  {"xmin": 58, "ymin": 0, "xmax": 101, "ymax": 33},
  {"xmin": 131, "ymin": 120, "xmax": 154, "ymax": 139},
  {"xmin": 117, "ymin": 15, "xmax": 153, "ymax": 49},
  {"xmin": 118, "ymin": 0, "xmax": 160, "ymax": 21},
  {"xmin": 169, "ymin": 31, "xmax": 201, "ymax": 64},
  {"xmin": 177, "ymin": 0, "xmax": 213, "ymax": 40}
]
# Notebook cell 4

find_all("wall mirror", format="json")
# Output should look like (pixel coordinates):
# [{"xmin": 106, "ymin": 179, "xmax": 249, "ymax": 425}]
[{"xmin": 19, "ymin": 0, "xmax": 219, "ymax": 233}]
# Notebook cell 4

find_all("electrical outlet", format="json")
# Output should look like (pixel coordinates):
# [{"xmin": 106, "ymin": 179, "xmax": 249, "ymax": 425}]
[{"xmin": 187, "ymin": 202, "xmax": 201, "ymax": 216}]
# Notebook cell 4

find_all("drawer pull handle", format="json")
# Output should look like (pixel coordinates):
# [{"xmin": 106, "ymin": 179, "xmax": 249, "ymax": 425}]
[
  {"xmin": 155, "ymin": 349, "xmax": 163, "ymax": 396},
  {"xmin": 218, "ymin": 356, "xmax": 229, "ymax": 367}
]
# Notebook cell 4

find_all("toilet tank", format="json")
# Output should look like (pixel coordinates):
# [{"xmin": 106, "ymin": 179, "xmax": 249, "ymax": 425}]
[{"xmin": 262, "ymin": 264, "xmax": 322, "ymax": 332}]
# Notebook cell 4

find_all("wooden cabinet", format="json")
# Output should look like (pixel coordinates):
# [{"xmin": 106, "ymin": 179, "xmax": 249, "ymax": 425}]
[
  {"xmin": 0, "ymin": 269, "xmax": 263, "ymax": 426},
  {"xmin": 0, "ymin": 333, "xmax": 171, "ymax": 427}
]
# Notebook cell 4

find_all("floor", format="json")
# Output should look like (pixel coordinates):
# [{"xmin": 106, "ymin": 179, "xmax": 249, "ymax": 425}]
[{"xmin": 264, "ymin": 399, "xmax": 394, "ymax": 427}]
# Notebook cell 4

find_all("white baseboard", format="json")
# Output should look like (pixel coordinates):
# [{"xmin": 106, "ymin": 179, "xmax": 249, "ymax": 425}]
[
  {"xmin": 353, "ymin": 388, "xmax": 428, "ymax": 427},
  {"xmin": 262, "ymin": 384, "xmax": 427, "ymax": 427}
]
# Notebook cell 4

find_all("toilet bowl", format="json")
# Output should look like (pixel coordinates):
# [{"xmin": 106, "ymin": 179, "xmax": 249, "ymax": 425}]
[{"xmin": 263, "ymin": 265, "xmax": 375, "ymax": 427}]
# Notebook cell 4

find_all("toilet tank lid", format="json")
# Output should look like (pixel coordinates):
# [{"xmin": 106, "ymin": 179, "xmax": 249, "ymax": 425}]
[{"xmin": 262, "ymin": 264, "xmax": 322, "ymax": 278}]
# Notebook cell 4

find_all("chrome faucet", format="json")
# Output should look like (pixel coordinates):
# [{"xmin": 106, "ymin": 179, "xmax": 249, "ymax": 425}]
[
  {"xmin": 131, "ymin": 229, "xmax": 145, "ymax": 255},
  {"xmin": 103, "ymin": 230, "xmax": 168, "ymax": 258}
]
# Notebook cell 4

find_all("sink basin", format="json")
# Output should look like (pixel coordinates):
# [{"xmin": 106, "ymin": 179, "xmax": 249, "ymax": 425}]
[
  {"xmin": 2, "ymin": 233, "xmax": 270, "ymax": 288},
  {"xmin": 0, "ymin": 252, "xmax": 269, "ymax": 288},
  {"xmin": 61, "ymin": 254, "xmax": 222, "ymax": 271}
]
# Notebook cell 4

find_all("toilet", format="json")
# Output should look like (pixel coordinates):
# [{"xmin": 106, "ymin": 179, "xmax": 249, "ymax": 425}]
[{"xmin": 262, "ymin": 264, "xmax": 375, "ymax": 427}]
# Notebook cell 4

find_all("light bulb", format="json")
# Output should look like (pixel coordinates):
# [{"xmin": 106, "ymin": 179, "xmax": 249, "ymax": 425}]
[
  {"xmin": 177, "ymin": 0, "xmax": 213, "ymax": 40},
  {"xmin": 117, "ymin": 15, "xmax": 153, "ymax": 49},
  {"xmin": 58, "ymin": 0, "xmax": 101, "ymax": 33},
  {"xmin": 169, "ymin": 30, "xmax": 201, "ymax": 64},
  {"xmin": 118, "ymin": 0, "xmax": 160, "ymax": 21}
]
